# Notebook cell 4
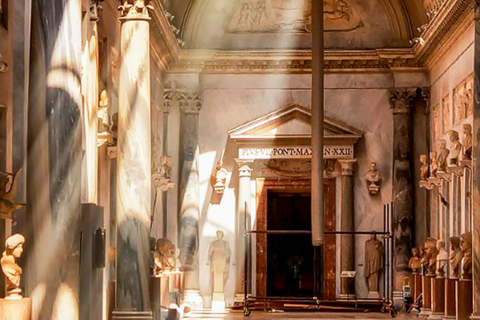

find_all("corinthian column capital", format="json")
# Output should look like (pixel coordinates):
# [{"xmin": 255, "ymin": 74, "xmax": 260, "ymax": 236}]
[
  {"xmin": 338, "ymin": 159, "xmax": 357, "ymax": 176},
  {"xmin": 177, "ymin": 90, "xmax": 202, "ymax": 114},
  {"xmin": 118, "ymin": 0, "xmax": 153, "ymax": 19},
  {"xmin": 389, "ymin": 89, "xmax": 416, "ymax": 114}
]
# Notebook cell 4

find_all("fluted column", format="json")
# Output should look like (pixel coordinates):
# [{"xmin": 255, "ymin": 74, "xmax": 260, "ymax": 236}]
[
  {"xmin": 338, "ymin": 159, "xmax": 357, "ymax": 299},
  {"xmin": 471, "ymin": 2, "xmax": 480, "ymax": 319},
  {"xmin": 177, "ymin": 90, "xmax": 202, "ymax": 309},
  {"xmin": 235, "ymin": 161, "xmax": 252, "ymax": 300},
  {"xmin": 112, "ymin": 1, "xmax": 153, "ymax": 318},
  {"xmin": 389, "ymin": 90, "xmax": 415, "ymax": 294}
]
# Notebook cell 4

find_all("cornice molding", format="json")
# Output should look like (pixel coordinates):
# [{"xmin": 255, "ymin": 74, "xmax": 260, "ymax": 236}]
[
  {"xmin": 168, "ymin": 49, "xmax": 422, "ymax": 74},
  {"xmin": 413, "ymin": 0, "xmax": 473, "ymax": 65}
]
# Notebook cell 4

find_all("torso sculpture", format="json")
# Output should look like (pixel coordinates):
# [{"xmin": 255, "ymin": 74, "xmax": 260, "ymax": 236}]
[
  {"xmin": 364, "ymin": 234, "xmax": 384, "ymax": 293},
  {"xmin": 208, "ymin": 230, "xmax": 231, "ymax": 294},
  {"xmin": 436, "ymin": 139, "xmax": 450, "ymax": 172},
  {"xmin": 1, "ymin": 233, "xmax": 25, "ymax": 299},
  {"xmin": 408, "ymin": 247, "xmax": 421, "ymax": 273},
  {"xmin": 449, "ymin": 236, "xmax": 463, "ymax": 279},
  {"xmin": 460, "ymin": 232, "xmax": 472, "ymax": 280},
  {"xmin": 448, "ymin": 130, "xmax": 462, "ymax": 166},
  {"xmin": 365, "ymin": 162, "xmax": 382, "ymax": 196}
]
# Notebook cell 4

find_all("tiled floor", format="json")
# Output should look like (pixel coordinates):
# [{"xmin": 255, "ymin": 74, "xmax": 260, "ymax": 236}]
[{"xmin": 183, "ymin": 310, "xmax": 417, "ymax": 319}]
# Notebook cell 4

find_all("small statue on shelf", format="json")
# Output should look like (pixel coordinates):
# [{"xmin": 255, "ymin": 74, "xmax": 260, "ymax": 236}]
[
  {"xmin": 436, "ymin": 139, "xmax": 450, "ymax": 172},
  {"xmin": 449, "ymin": 236, "xmax": 463, "ymax": 279},
  {"xmin": 97, "ymin": 90, "xmax": 114, "ymax": 148},
  {"xmin": 419, "ymin": 154, "xmax": 428, "ymax": 181},
  {"xmin": 460, "ymin": 232, "xmax": 472, "ymax": 280},
  {"xmin": 448, "ymin": 130, "xmax": 462, "ymax": 166},
  {"xmin": 429, "ymin": 151, "xmax": 438, "ymax": 177},
  {"xmin": 365, "ymin": 162, "xmax": 382, "ymax": 196},
  {"xmin": 212, "ymin": 161, "xmax": 228, "ymax": 195},
  {"xmin": 463, "ymin": 123, "xmax": 472, "ymax": 161},
  {"xmin": 436, "ymin": 240, "xmax": 448, "ymax": 277},
  {"xmin": 409, "ymin": 247, "xmax": 421, "ymax": 273},
  {"xmin": 1, "ymin": 233, "xmax": 25, "ymax": 299}
]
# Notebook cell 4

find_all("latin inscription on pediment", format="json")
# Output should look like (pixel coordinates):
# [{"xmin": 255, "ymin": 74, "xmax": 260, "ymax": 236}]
[{"xmin": 239, "ymin": 145, "xmax": 354, "ymax": 159}]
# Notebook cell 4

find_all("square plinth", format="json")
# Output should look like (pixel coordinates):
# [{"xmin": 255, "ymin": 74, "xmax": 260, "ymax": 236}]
[{"xmin": 0, "ymin": 298, "xmax": 32, "ymax": 320}]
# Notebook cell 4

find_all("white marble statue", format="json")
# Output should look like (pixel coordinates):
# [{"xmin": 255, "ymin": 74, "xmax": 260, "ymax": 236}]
[
  {"xmin": 207, "ymin": 230, "xmax": 231, "ymax": 299},
  {"xmin": 365, "ymin": 162, "xmax": 382, "ymax": 196},
  {"xmin": 1, "ymin": 233, "xmax": 25, "ymax": 299},
  {"xmin": 435, "ymin": 240, "xmax": 448, "ymax": 277}
]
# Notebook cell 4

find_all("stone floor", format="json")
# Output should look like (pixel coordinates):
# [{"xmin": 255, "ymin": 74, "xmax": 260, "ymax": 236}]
[{"xmin": 183, "ymin": 310, "xmax": 417, "ymax": 319}]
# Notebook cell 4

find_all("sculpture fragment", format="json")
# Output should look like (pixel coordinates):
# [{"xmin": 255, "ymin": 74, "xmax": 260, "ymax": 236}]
[
  {"xmin": 365, "ymin": 162, "xmax": 382, "ymax": 196},
  {"xmin": 436, "ymin": 139, "xmax": 450, "ymax": 172},
  {"xmin": 460, "ymin": 232, "xmax": 472, "ymax": 280},
  {"xmin": 419, "ymin": 154, "xmax": 428, "ymax": 181},
  {"xmin": 435, "ymin": 240, "xmax": 448, "ymax": 277},
  {"xmin": 463, "ymin": 123, "xmax": 472, "ymax": 160},
  {"xmin": 0, "ymin": 169, "xmax": 24, "ymax": 221},
  {"xmin": 208, "ymin": 230, "xmax": 231, "ymax": 296},
  {"xmin": 1, "ymin": 233, "xmax": 25, "ymax": 299},
  {"xmin": 364, "ymin": 234, "xmax": 384, "ymax": 294},
  {"xmin": 408, "ymin": 247, "xmax": 421, "ymax": 273},
  {"xmin": 212, "ymin": 161, "xmax": 228, "ymax": 195},
  {"xmin": 448, "ymin": 130, "xmax": 461, "ymax": 166},
  {"xmin": 449, "ymin": 236, "xmax": 463, "ymax": 279}
]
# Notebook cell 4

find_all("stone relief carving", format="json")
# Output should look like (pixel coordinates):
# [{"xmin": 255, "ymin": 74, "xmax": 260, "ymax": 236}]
[
  {"xmin": 408, "ymin": 247, "xmax": 421, "ymax": 273},
  {"xmin": 212, "ymin": 161, "xmax": 228, "ymax": 195},
  {"xmin": 435, "ymin": 240, "xmax": 448, "ymax": 277},
  {"xmin": 442, "ymin": 94, "xmax": 450, "ymax": 134},
  {"xmin": 453, "ymin": 75, "xmax": 473, "ymax": 125},
  {"xmin": 228, "ymin": 0, "xmax": 362, "ymax": 33},
  {"xmin": 449, "ymin": 236, "xmax": 463, "ymax": 279},
  {"xmin": 1, "ymin": 234, "xmax": 25, "ymax": 299},
  {"xmin": 152, "ymin": 156, "xmax": 175, "ymax": 192},
  {"xmin": 460, "ymin": 232, "xmax": 472, "ymax": 280},
  {"xmin": 364, "ymin": 161, "xmax": 382, "ymax": 196},
  {"xmin": 462, "ymin": 123, "xmax": 472, "ymax": 161},
  {"xmin": 436, "ymin": 139, "xmax": 449, "ymax": 172},
  {"xmin": 419, "ymin": 154, "xmax": 428, "ymax": 181},
  {"xmin": 448, "ymin": 130, "xmax": 461, "ymax": 166},
  {"xmin": 0, "ymin": 169, "xmax": 24, "ymax": 221},
  {"xmin": 207, "ymin": 230, "xmax": 231, "ymax": 296},
  {"xmin": 364, "ymin": 234, "xmax": 384, "ymax": 294}
]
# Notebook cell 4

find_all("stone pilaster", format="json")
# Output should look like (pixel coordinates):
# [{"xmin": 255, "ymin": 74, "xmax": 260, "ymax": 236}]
[
  {"xmin": 112, "ymin": 1, "xmax": 153, "ymax": 319},
  {"xmin": 337, "ymin": 159, "xmax": 357, "ymax": 299},
  {"xmin": 235, "ymin": 161, "xmax": 252, "ymax": 301},
  {"xmin": 177, "ymin": 90, "xmax": 202, "ymax": 309},
  {"xmin": 26, "ymin": 0, "xmax": 83, "ymax": 318},
  {"xmin": 471, "ymin": 2, "xmax": 480, "ymax": 319},
  {"xmin": 389, "ymin": 90, "xmax": 416, "ymax": 294}
]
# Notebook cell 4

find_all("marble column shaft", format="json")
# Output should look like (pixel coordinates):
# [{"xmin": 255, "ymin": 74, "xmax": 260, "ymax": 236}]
[
  {"xmin": 338, "ymin": 159, "xmax": 356, "ymax": 298},
  {"xmin": 177, "ymin": 91, "xmax": 202, "ymax": 307},
  {"xmin": 236, "ymin": 162, "xmax": 252, "ymax": 297},
  {"xmin": 26, "ymin": 0, "xmax": 83, "ymax": 319},
  {"xmin": 471, "ymin": 2, "xmax": 480, "ymax": 319},
  {"xmin": 389, "ymin": 90, "xmax": 415, "ymax": 292},
  {"xmin": 113, "ymin": 3, "xmax": 152, "ymax": 318}
]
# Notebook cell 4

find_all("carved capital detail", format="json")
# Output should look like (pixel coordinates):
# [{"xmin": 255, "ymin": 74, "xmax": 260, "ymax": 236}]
[
  {"xmin": 338, "ymin": 159, "xmax": 357, "ymax": 176},
  {"xmin": 238, "ymin": 164, "xmax": 253, "ymax": 178},
  {"xmin": 389, "ymin": 90, "xmax": 416, "ymax": 114},
  {"xmin": 118, "ymin": 0, "xmax": 153, "ymax": 19}
]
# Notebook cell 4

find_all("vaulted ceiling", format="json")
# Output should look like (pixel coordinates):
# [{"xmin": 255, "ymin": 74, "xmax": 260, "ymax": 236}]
[{"xmin": 167, "ymin": 0, "xmax": 428, "ymax": 50}]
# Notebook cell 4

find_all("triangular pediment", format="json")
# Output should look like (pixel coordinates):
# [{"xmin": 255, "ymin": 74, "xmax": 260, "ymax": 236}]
[{"xmin": 229, "ymin": 105, "xmax": 363, "ymax": 142}]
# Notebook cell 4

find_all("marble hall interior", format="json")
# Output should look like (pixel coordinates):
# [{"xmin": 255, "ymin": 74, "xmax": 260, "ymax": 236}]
[{"xmin": 2, "ymin": 0, "xmax": 480, "ymax": 319}]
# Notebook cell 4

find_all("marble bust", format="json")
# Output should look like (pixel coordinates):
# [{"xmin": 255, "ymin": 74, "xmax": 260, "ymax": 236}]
[
  {"xmin": 463, "ymin": 123, "xmax": 472, "ymax": 160},
  {"xmin": 460, "ymin": 232, "xmax": 472, "ymax": 280},
  {"xmin": 408, "ymin": 247, "xmax": 421, "ymax": 273},
  {"xmin": 208, "ymin": 230, "xmax": 231, "ymax": 297},
  {"xmin": 365, "ymin": 162, "xmax": 382, "ymax": 196},
  {"xmin": 1, "ymin": 233, "xmax": 25, "ymax": 299},
  {"xmin": 436, "ymin": 139, "xmax": 450, "ymax": 172},
  {"xmin": 435, "ymin": 240, "xmax": 448, "ymax": 277},
  {"xmin": 448, "ymin": 130, "xmax": 462, "ymax": 166},
  {"xmin": 423, "ymin": 238, "xmax": 438, "ymax": 276},
  {"xmin": 419, "ymin": 154, "xmax": 428, "ymax": 181},
  {"xmin": 449, "ymin": 236, "xmax": 463, "ymax": 279},
  {"xmin": 364, "ymin": 234, "xmax": 384, "ymax": 294},
  {"xmin": 429, "ymin": 151, "xmax": 438, "ymax": 177},
  {"xmin": 212, "ymin": 161, "xmax": 228, "ymax": 195}
]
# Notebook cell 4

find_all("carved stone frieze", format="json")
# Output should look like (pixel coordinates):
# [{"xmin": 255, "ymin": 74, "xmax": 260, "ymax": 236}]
[{"xmin": 453, "ymin": 74, "xmax": 473, "ymax": 125}]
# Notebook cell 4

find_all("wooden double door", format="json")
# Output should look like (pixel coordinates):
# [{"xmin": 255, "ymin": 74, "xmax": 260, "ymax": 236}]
[{"xmin": 255, "ymin": 179, "xmax": 336, "ymax": 299}]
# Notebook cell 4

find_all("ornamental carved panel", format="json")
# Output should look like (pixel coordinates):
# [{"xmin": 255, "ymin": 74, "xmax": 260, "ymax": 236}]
[{"xmin": 453, "ymin": 74, "xmax": 473, "ymax": 125}]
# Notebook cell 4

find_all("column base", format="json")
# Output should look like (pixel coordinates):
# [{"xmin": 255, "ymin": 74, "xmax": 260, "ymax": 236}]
[
  {"xmin": 183, "ymin": 289, "xmax": 203, "ymax": 310},
  {"xmin": 111, "ymin": 311, "xmax": 153, "ymax": 320},
  {"xmin": 0, "ymin": 298, "xmax": 32, "ymax": 320}
]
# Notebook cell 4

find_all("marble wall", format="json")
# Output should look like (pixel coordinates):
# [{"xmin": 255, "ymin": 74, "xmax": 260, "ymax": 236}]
[{"xmin": 164, "ymin": 70, "xmax": 428, "ymax": 304}]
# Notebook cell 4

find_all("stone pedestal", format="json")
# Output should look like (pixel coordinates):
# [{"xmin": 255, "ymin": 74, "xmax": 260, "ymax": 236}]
[
  {"xmin": 444, "ymin": 278, "xmax": 456, "ymax": 320},
  {"xmin": 338, "ymin": 159, "xmax": 357, "ymax": 299},
  {"xmin": 420, "ymin": 275, "xmax": 433, "ymax": 317},
  {"xmin": 413, "ymin": 273, "xmax": 422, "ymax": 301},
  {"xmin": 429, "ymin": 277, "xmax": 445, "ymax": 319},
  {"xmin": 0, "ymin": 298, "xmax": 32, "ymax": 320},
  {"xmin": 456, "ymin": 280, "xmax": 472, "ymax": 320},
  {"xmin": 212, "ymin": 292, "xmax": 226, "ymax": 311}
]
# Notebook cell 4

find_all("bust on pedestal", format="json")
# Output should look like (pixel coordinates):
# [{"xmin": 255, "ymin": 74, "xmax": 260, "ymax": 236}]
[
  {"xmin": 0, "ymin": 234, "xmax": 31, "ymax": 320},
  {"xmin": 207, "ymin": 230, "xmax": 231, "ymax": 310}
]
